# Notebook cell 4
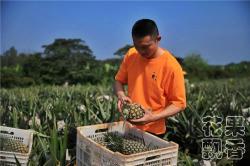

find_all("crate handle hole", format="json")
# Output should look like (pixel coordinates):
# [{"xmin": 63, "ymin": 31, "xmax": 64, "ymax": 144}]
[
  {"xmin": 0, "ymin": 156, "xmax": 6, "ymax": 159},
  {"xmin": 0, "ymin": 130, "xmax": 14, "ymax": 135},
  {"xmin": 95, "ymin": 128, "xmax": 108, "ymax": 133},
  {"xmin": 146, "ymin": 155, "xmax": 161, "ymax": 161}
]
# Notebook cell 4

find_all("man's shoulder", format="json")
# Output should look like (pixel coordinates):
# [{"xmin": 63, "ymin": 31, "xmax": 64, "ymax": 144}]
[
  {"xmin": 127, "ymin": 47, "xmax": 138, "ymax": 56},
  {"xmin": 163, "ymin": 49, "xmax": 183, "ymax": 72},
  {"xmin": 124, "ymin": 47, "xmax": 138, "ymax": 60}
]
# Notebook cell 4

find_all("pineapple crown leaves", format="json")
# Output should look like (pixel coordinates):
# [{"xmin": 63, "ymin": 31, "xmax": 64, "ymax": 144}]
[
  {"xmin": 104, "ymin": 132, "xmax": 123, "ymax": 152},
  {"xmin": 104, "ymin": 132, "xmax": 148, "ymax": 155},
  {"xmin": 14, "ymin": 154, "xmax": 22, "ymax": 166}
]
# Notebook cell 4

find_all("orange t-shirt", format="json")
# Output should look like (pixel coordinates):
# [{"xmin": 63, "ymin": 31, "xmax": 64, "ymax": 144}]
[{"xmin": 115, "ymin": 47, "xmax": 186, "ymax": 134}]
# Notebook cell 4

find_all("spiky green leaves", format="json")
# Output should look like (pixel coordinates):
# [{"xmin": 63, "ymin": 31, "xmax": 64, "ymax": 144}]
[{"xmin": 104, "ymin": 133, "xmax": 148, "ymax": 155}]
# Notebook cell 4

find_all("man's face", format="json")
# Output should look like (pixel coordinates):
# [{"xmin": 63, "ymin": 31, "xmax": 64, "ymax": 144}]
[{"xmin": 133, "ymin": 35, "xmax": 160, "ymax": 59}]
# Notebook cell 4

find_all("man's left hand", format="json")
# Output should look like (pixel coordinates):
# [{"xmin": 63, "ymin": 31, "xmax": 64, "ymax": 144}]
[{"xmin": 129, "ymin": 108, "xmax": 156, "ymax": 125}]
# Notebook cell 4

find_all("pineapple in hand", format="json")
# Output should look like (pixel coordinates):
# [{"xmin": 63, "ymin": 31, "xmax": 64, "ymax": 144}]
[{"xmin": 121, "ymin": 101, "xmax": 145, "ymax": 120}]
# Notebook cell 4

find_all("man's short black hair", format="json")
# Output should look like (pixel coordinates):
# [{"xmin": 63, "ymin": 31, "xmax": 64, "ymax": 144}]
[{"xmin": 132, "ymin": 19, "xmax": 159, "ymax": 38}]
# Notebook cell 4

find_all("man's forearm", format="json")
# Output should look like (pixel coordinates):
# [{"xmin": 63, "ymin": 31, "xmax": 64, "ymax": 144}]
[
  {"xmin": 114, "ymin": 81, "xmax": 126, "ymax": 98},
  {"xmin": 152, "ymin": 104, "xmax": 184, "ymax": 121}
]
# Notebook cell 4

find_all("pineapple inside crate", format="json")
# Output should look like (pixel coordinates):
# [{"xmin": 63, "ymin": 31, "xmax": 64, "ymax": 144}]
[
  {"xmin": 77, "ymin": 121, "xmax": 178, "ymax": 166},
  {"xmin": 0, "ymin": 126, "xmax": 33, "ymax": 166}
]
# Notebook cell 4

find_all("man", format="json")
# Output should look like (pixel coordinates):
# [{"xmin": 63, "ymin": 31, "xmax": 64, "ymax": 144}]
[{"xmin": 114, "ymin": 19, "xmax": 186, "ymax": 136}]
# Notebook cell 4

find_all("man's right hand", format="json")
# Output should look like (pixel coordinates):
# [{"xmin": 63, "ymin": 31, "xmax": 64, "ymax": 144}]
[
  {"xmin": 114, "ymin": 80, "xmax": 132, "ymax": 113},
  {"xmin": 117, "ymin": 95, "xmax": 132, "ymax": 113}
]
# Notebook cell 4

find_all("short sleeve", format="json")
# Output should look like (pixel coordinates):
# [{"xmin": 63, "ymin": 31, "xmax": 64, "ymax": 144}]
[
  {"xmin": 115, "ymin": 49, "xmax": 131, "ymax": 84},
  {"xmin": 167, "ymin": 65, "xmax": 187, "ymax": 109}
]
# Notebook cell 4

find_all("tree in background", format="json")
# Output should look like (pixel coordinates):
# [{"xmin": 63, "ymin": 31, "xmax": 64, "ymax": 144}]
[
  {"xmin": 23, "ymin": 53, "xmax": 42, "ymax": 84},
  {"xmin": 2, "ymin": 47, "xmax": 18, "ymax": 66},
  {"xmin": 183, "ymin": 53, "xmax": 209, "ymax": 80},
  {"xmin": 1, "ymin": 47, "xmax": 36, "ymax": 88},
  {"xmin": 1, "ymin": 40, "xmax": 250, "ymax": 88},
  {"xmin": 113, "ymin": 44, "xmax": 133, "ymax": 57},
  {"xmin": 1, "ymin": 47, "xmax": 32, "ymax": 67},
  {"xmin": 1, "ymin": 38, "xmax": 101, "ymax": 87},
  {"xmin": 42, "ymin": 38, "xmax": 94, "ymax": 59},
  {"xmin": 41, "ymin": 38, "xmax": 98, "ymax": 85}
]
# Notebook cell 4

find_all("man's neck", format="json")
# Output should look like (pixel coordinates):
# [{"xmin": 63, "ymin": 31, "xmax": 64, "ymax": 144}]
[{"xmin": 153, "ymin": 47, "xmax": 164, "ymax": 58}]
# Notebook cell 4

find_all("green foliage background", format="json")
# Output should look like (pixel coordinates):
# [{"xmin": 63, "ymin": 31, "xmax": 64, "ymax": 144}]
[{"xmin": 1, "ymin": 38, "xmax": 250, "ymax": 88}]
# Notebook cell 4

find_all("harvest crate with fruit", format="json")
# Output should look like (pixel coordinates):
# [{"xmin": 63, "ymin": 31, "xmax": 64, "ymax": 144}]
[
  {"xmin": 77, "ymin": 121, "xmax": 178, "ymax": 166},
  {"xmin": 0, "ymin": 126, "xmax": 33, "ymax": 165}
]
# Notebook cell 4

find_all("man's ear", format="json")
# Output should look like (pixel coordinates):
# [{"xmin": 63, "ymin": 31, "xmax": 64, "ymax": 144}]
[{"xmin": 157, "ymin": 35, "xmax": 161, "ymax": 42}]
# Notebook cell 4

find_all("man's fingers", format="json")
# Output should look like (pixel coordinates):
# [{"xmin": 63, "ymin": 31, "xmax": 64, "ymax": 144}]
[
  {"xmin": 129, "ymin": 119, "xmax": 139, "ymax": 123},
  {"xmin": 118, "ymin": 99, "xmax": 122, "ymax": 107},
  {"xmin": 117, "ymin": 100, "xmax": 122, "ymax": 112},
  {"xmin": 123, "ymin": 96, "xmax": 132, "ymax": 103},
  {"xmin": 126, "ymin": 97, "xmax": 132, "ymax": 103},
  {"xmin": 129, "ymin": 119, "xmax": 145, "ymax": 125},
  {"xmin": 129, "ymin": 116, "xmax": 144, "ymax": 122}
]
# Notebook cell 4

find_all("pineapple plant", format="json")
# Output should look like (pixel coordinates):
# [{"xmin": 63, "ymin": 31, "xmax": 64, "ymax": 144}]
[
  {"xmin": 0, "ymin": 137, "xmax": 28, "ymax": 153},
  {"xmin": 104, "ymin": 132, "xmax": 148, "ymax": 155},
  {"xmin": 121, "ymin": 101, "xmax": 145, "ymax": 120}
]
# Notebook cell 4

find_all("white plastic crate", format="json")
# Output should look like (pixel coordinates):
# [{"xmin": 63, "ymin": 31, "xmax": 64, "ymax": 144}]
[
  {"xmin": 77, "ymin": 121, "xmax": 178, "ymax": 166},
  {"xmin": 0, "ymin": 126, "xmax": 33, "ymax": 166}
]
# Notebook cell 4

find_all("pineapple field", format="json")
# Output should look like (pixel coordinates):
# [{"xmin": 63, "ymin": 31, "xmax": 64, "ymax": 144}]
[{"xmin": 1, "ymin": 77, "xmax": 250, "ymax": 165}]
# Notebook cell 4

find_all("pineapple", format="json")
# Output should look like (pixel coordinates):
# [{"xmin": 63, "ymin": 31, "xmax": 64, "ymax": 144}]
[
  {"xmin": 121, "ymin": 101, "xmax": 145, "ymax": 120},
  {"xmin": 104, "ymin": 133, "xmax": 148, "ymax": 155},
  {"xmin": 0, "ymin": 137, "xmax": 28, "ymax": 153}
]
